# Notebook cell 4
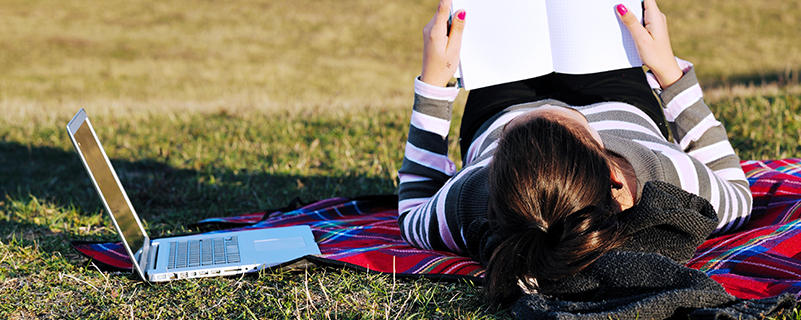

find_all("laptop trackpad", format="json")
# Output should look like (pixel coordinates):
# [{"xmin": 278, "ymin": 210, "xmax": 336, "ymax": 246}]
[{"xmin": 254, "ymin": 237, "xmax": 306, "ymax": 251}]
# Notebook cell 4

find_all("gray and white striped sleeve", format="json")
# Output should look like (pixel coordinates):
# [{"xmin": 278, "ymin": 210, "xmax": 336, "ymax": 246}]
[
  {"xmin": 397, "ymin": 79, "xmax": 470, "ymax": 254},
  {"xmin": 659, "ymin": 62, "xmax": 752, "ymax": 234}
]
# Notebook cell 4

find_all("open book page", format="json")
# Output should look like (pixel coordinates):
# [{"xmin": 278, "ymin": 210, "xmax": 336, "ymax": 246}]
[
  {"xmin": 546, "ymin": 0, "xmax": 642, "ymax": 74},
  {"xmin": 452, "ymin": 0, "xmax": 644, "ymax": 90},
  {"xmin": 452, "ymin": 0, "xmax": 553, "ymax": 91}
]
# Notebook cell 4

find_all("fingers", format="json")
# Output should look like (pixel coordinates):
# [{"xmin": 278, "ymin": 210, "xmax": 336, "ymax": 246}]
[
  {"xmin": 431, "ymin": 0, "xmax": 453, "ymax": 36},
  {"xmin": 616, "ymin": 4, "xmax": 651, "ymax": 45},
  {"xmin": 642, "ymin": 0, "xmax": 660, "ymax": 15},
  {"xmin": 420, "ymin": 0, "xmax": 466, "ymax": 87},
  {"xmin": 448, "ymin": 10, "xmax": 466, "ymax": 49},
  {"xmin": 642, "ymin": 0, "xmax": 667, "ymax": 30},
  {"xmin": 616, "ymin": 1, "xmax": 681, "ymax": 88}
]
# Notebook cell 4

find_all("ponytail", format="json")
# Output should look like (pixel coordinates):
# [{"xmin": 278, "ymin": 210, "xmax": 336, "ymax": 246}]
[
  {"xmin": 484, "ymin": 115, "xmax": 629, "ymax": 307},
  {"xmin": 484, "ymin": 225, "xmax": 550, "ymax": 304},
  {"xmin": 485, "ymin": 206, "xmax": 626, "ymax": 306}
]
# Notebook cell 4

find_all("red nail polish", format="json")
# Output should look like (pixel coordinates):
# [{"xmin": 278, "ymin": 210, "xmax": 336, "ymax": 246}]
[
  {"xmin": 457, "ymin": 11, "xmax": 466, "ymax": 21},
  {"xmin": 616, "ymin": 4, "xmax": 628, "ymax": 16}
]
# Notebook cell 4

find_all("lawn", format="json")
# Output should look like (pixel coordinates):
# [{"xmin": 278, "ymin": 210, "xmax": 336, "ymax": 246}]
[{"xmin": 1, "ymin": 0, "xmax": 800, "ymax": 318}]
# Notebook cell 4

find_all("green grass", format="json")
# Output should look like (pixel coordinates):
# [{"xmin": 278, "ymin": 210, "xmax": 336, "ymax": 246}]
[
  {"xmin": 0, "ymin": 108, "xmax": 508, "ymax": 319},
  {"xmin": 1, "ymin": 0, "xmax": 800, "ymax": 318},
  {"xmin": 714, "ymin": 94, "xmax": 801, "ymax": 160}
]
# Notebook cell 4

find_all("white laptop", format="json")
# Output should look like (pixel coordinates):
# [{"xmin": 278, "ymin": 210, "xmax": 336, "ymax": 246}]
[{"xmin": 67, "ymin": 108, "xmax": 321, "ymax": 282}]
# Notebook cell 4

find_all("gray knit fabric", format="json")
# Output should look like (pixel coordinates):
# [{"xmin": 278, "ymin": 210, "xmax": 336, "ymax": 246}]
[{"xmin": 509, "ymin": 181, "xmax": 796, "ymax": 319}]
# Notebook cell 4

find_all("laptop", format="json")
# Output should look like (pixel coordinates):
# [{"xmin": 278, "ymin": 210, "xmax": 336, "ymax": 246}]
[{"xmin": 66, "ymin": 108, "xmax": 321, "ymax": 282}]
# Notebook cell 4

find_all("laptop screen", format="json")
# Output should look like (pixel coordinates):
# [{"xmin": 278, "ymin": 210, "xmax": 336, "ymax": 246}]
[{"xmin": 72, "ymin": 118, "xmax": 146, "ymax": 254}]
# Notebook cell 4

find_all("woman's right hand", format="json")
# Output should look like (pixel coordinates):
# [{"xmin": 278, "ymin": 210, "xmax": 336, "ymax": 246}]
[
  {"xmin": 420, "ymin": 0, "xmax": 466, "ymax": 87},
  {"xmin": 617, "ymin": 0, "xmax": 683, "ymax": 88}
]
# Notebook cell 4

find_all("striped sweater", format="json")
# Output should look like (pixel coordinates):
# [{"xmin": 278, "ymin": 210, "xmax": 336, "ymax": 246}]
[{"xmin": 398, "ymin": 60, "xmax": 752, "ymax": 255}]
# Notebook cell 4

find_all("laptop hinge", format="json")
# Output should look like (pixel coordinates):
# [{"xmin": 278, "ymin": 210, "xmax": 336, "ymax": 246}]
[
  {"xmin": 138, "ymin": 236, "xmax": 152, "ymax": 272},
  {"xmin": 149, "ymin": 242, "xmax": 160, "ymax": 270}
]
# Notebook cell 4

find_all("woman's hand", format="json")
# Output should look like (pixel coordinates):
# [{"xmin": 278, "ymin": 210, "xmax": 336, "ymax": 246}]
[
  {"xmin": 617, "ymin": 0, "xmax": 683, "ymax": 88},
  {"xmin": 420, "ymin": 0, "xmax": 466, "ymax": 87}
]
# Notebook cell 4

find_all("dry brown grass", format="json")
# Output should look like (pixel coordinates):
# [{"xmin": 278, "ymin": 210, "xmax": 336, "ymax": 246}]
[
  {"xmin": 1, "ymin": 0, "xmax": 430, "ymax": 121},
  {"xmin": 2, "ymin": 0, "xmax": 799, "ymax": 121},
  {"xmin": 663, "ymin": 0, "xmax": 801, "ymax": 84}
]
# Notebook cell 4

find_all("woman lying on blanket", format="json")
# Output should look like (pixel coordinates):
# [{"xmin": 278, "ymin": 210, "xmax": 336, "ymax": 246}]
[{"xmin": 397, "ymin": 0, "xmax": 753, "ymax": 307}]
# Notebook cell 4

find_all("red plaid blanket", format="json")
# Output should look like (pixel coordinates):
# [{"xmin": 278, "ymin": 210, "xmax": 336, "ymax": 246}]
[
  {"xmin": 687, "ymin": 159, "xmax": 801, "ymax": 299},
  {"xmin": 71, "ymin": 195, "xmax": 485, "ymax": 281},
  {"xmin": 72, "ymin": 159, "xmax": 801, "ymax": 299}
]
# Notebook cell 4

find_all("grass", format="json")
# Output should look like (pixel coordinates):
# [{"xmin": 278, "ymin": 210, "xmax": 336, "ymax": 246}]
[{"xmin": 1, "ymin": 0, "xmax": 800, "ymax": 318}]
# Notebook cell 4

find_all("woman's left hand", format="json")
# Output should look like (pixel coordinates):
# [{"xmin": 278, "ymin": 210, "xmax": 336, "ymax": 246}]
[
  {"xmin": 420, "ymin": 0, "xmax": 466, "ymax": 87},
  {"xmin": 617, "ymin": 0, "xmax": 682, "ymax": 88}
]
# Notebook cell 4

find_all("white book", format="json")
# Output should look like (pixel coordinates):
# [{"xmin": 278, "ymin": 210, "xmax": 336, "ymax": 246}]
[{"xmin": 452, "ymin": 0, "xmax": 643, "ymax": 90}]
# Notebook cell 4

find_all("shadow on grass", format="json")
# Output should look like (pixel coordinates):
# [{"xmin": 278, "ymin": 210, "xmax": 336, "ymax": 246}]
[{"xmin": 0, "ymin": 140, "xmax": 396, "ymax": 253}]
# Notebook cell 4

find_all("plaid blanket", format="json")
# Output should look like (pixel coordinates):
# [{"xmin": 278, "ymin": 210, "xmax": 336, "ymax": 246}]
[
  {"xmin": 72, "ymin": 159, "xmax": 801, "ymax": 299},
  {"xmin": 71, "ymin": 195, "xmax": 485, "ymax": 281},
  {"xmin": 687, "ymin": 159, "xmax": 801, "ymax": 299}
]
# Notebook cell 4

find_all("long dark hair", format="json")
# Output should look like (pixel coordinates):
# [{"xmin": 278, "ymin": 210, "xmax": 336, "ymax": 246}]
[{"xmin": 484, "ymin": 115, "xmax": 628, "ymax": 306}]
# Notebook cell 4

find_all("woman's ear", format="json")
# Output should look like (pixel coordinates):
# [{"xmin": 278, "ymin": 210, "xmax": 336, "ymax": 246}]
[{"xmin": 610, "ymin": 166, "xmax": 625, "ymax": 189}]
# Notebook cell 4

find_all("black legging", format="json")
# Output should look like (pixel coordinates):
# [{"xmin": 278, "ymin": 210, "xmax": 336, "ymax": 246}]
[{"xmin": 459, "ymin": 67, "xmax": 671, "ymax": 158}]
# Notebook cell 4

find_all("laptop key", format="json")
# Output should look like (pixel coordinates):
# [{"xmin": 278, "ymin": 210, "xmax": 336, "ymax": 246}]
[
  {"xmin": 175, "ymin": 241, "xmax": 188, "ymax": 268},
  {"xmin": 188, "ymin": 240, "xmax": 200, "ymax": 267},
  {"xmin": 225, "ymin": 236, "xmax": 241, "ymax": 263},
  {"xmin": 168, "ymin": 241, "xmax": 177, "ymax": 269},
  {"xmin": 213, "ymin": 237, "xmax": 227, "ymax": 265},
  {"xmin": 201, "ymin": 238, "xmax": 213, "ymax": 266}
]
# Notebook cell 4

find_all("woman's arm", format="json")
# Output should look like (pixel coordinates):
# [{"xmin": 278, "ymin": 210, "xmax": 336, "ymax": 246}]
[
  {"xmin": 656, "ymin": 63, "xmax": 752, "ymax": 234},
  {"xmin": 619, "ymin": 0, "xmax": 751, "ymax": 233},
  {"xmin": 398, "ymin": 88, "xmax": 493, "ymax": 254},
  {"xmin": 398, "ymin": 0, "xmax": 469, "ymax": 252},
  {"xmin": 397, "ymin": 83, "xmax": 461, "ymax": 252}
]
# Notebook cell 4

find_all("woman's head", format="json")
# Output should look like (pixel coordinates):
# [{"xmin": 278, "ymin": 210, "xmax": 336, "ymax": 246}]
[
  {"xmin": 484, "ymin": 107, "xmax": 628, "ymax": 306},
  {"xmin": 504, "ymin": 105, "xmax": 605, "ymax": 148}
]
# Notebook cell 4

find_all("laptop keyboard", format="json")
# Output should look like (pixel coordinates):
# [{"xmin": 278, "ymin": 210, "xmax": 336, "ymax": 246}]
[{"xmin": 167, "ymin": 236, "xmax": 241, "ymax": 269}]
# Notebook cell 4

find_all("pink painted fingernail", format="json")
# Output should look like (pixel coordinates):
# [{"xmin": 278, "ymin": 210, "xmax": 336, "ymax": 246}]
[
  {"xmin": 616, "ymin": 4, "xmax": 628, "ymax": 16},
  {"xmin": 457, "ymin": 11, "xmax": 466, "ymax": 21}
]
